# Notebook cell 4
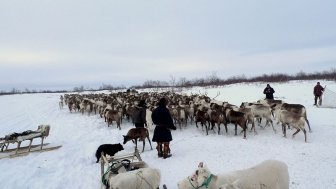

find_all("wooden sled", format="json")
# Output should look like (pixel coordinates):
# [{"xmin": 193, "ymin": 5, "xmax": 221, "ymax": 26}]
[
  {"xmin": 0, "ymin": 125, "xmax": 62, "ymax": 159},
  {"xmin": 100, "ymin": 148, "xmax": 167, "ymax": 189},
  {"xmin": 100, "ymin": 148, "xmax": 145, "ymax": 177}
]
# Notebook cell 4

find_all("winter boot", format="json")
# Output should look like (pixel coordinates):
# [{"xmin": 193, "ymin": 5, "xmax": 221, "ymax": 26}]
[
  {"xmin": 163, "ymin": 142, "xmax": 172, "ymax": 159},
  {"xmin": 156, "ymin": 143, "xmax": 163, "ymax": 158}
]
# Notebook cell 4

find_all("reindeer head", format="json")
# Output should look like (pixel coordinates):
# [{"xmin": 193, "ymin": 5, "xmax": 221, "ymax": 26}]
[
  {"xmin": 177, "ymin": 162, "xmax": 213, "ymax": 189},
  {"xmin": 195, "ymin": 162, "xmax": 212, "ymax": 187},
  {"xmin": 122, "ymin": 135, "xmax": 132, "ymax": 144}
]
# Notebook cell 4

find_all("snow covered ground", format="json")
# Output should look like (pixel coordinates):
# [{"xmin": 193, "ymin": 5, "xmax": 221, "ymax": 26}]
[{"xmin": 0, "ymin": 80, "xmax": 336, "ymax": 189}]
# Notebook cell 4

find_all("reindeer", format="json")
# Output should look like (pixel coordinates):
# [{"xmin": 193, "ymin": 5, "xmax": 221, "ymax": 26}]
[
  {"xmin": 105, "ymin": 109, "xmax": 121, "ymax": 129},
  {"xmin": 224, "ymin": 107, "xmax": 248, "ymax": 139},
  {"xmin": 68, "ymin": 100, "xmax": 76, "ymax": 113},
  {"xmin": 209, "ymin": 107, "xmax": 226, "ymax": 134},
  {"xmin": 123, "ymin": 127, "xmax": 153, "ymax": 152},
  {"xmin": 170, "ymin": 105, "xmax": 187, "ymax": 130},
  {"xmin": 195, "ymin": 107, "xmax": 211, "ymax": 135},
  {"xmin": 59, "ymin": 100, "xmax": 64, "ymax": 110},
  {"xmin": 177, "ymin": 105, "xmax": 187, "ymax": 129},
  {"xmin": 185, "ymin": 102, "xmax": 196, "ymax": 124}
]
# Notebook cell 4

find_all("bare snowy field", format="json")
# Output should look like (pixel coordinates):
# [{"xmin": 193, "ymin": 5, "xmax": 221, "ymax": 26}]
[{"xmin": 0, "ymin": 80, "xmax": 336, "ymax": 189}]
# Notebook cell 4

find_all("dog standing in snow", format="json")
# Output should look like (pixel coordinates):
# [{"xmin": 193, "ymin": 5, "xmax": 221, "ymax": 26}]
[{"xmin": 95, "ymin": 143, "xmax": 124, "ymax": 163}]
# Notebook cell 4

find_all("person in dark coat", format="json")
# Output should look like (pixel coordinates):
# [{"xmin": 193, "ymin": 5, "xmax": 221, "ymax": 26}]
[
  {"xmin": 313, "ymin": 82, "xmax": 324, "ymax": 105},
  {"xmin": 133, "ymin": 99, "xmax": 147, "ymax": 128},
  {"xmin": 151, "ymin": 97, "xmax": 176, "ymax": 159},
  {"xmin": 263, "ymin": 84, "xmax": 275, "ymax": 100}
]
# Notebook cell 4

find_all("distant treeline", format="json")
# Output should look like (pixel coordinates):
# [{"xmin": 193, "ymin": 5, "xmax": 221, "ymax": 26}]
[
  {"xmin": 0, "ymin": 89, "xmax": 69, "ymax": 96},
  {"xmin": 133, "ymin": 68, "xmax": 336, "ymax": 89},
  {"xmin": 1, "ymin": 68, "xmax": 335, "ymax": 95}
]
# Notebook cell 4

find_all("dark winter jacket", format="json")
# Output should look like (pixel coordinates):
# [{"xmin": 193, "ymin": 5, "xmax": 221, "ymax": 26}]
[
  {"xmin": 263, "ymin": 87, "xmax": 275, "ymax": 100},
  {"xmin": 133, "ymin": 105, "xmax": 146, "ymax": 128},
  {"xmin": 314, "ymin": 84, "xmax": 324, "ymax": 96},
  {"xmin": 151, "ymin": 105, "xmax": 176, "ymax": 142}
]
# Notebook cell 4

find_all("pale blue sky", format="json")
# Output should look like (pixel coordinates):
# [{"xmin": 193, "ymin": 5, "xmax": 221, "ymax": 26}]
[{"xmin": 1, "ymin": 0, "xmax": 335, "ymax": 91}]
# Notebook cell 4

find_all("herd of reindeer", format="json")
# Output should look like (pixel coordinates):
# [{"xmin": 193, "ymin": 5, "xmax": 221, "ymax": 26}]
[{"xmin": 59, "ymin": 89, "xmax": 311, "ymax": 142}]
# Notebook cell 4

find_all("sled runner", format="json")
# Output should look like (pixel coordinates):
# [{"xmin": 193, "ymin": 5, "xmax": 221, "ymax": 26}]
[{"xmin": 0, "ymin": 125, "xmax": 62, "ymax": 159}]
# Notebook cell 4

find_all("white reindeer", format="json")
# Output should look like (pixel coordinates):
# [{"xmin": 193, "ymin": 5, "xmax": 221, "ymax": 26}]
[
  {"xmin": 108, "ymin": 167, "xmax": 161, "ymax": 189},
  {"xmin": 178, "ymin": 160, "xmax": 289, "ymax": 189}
]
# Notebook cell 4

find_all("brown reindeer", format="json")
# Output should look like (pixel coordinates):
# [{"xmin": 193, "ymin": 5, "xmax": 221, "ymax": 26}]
[
  {"xmin": 210, "ymin": 110, "xmax": 226, "ymax": 134},
  {"xmin": 123, "ymin": 127, "xmax": 153, "ymax": 152},
  {"xmin": 224, "ymin": 107, "xmax": 248, "ymax": 139},
  {"xmin": 68, "ymin": 100, "xmax": 76, "ymax": 113},
  {"xmin": 195, "ymin": 108, "xmax": 210, "ymax": 135},
  {"xmin": 105, "ymin": 109, "xmax": 121, "ymax": 129}
]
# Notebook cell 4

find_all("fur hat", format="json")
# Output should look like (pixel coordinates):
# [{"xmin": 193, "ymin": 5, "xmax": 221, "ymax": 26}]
[
  {"xmin": 138, "ymin": 99, "xmax": 146, "ymax": 107},
  {"xmin": 158, "ymin": 97, "xmax": 167, "ymax": 107}
]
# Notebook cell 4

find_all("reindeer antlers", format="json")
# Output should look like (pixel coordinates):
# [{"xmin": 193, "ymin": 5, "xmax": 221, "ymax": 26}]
[
  {"xmin": 212, "ymin": 91, "xmax": 220, "ymax": 100},
  {"xmin": 198, "ymin": 90, "xmax": 208, "ymax": 96},
  {"xmin": 198, "ymin": 90, "xmax": 220, "ymax": 100}
]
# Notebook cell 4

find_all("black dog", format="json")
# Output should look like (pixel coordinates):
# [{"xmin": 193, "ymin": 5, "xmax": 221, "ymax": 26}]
[{"xmin": 95, "ymin": 143, "xmax": 124, "ymax": 163}]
